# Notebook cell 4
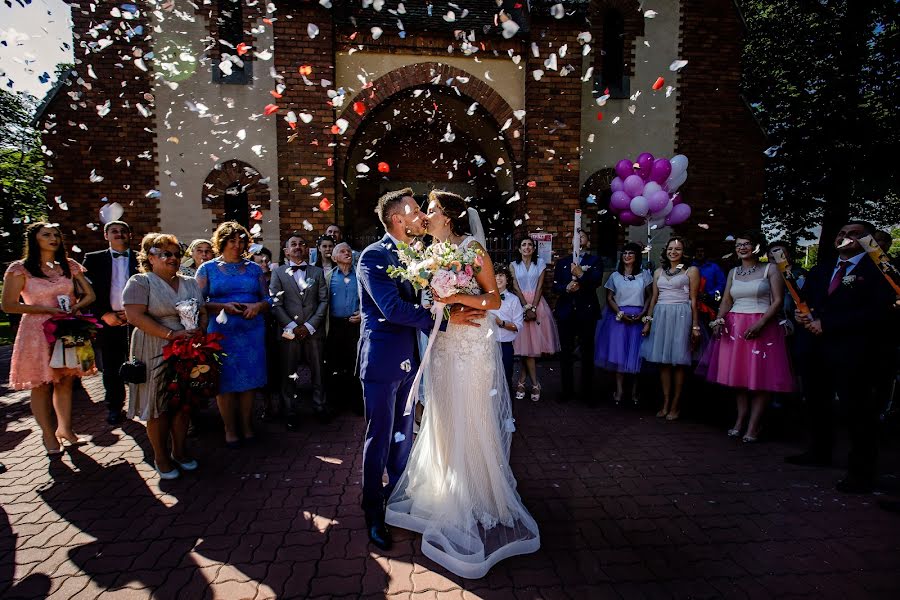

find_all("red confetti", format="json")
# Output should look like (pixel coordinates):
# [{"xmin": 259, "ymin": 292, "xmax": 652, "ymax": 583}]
[
  {"xmin": 604, "ymin": 87, "xmax": 610, "ymax": 95},
  {"xmin": 527, "ymin": 181, "xmax": 537, "ymax": 188},
  {"xmin": 327, "ymin": 157, "xmax": 334, "ymax": 167},
  {"xmin": 330, "ymin": 125, "xmax": 341, "ymax": 134},
  {"xmin": 236, "ymin": 42, "xmax": 250, "ymax": 56},
  {"xmin": 264, "ymin": 104, "xmax": 278, "ymax": 116},
  {"xmin": 378, "ymin": 162, "xmax": 390, "ymax": 173},
  {"xmin": 269, "ymin": 90, "xmax": 282, "ymax": 99},
  {"xmin": 319, "ymin": 198, "xmax": 333, "ymax": 211},
  {"xmin": 250, "ymin": 210, "xmax": 262, "ymax": 221},
  {"xmin": 288, "ymin": 122, "xmax": 296, "ymax": 130},
  {"xmin": 298, "ymin": 65, "xmax": 313, "ymax": 76},
  {"xmin": 353, "ymin": 101, "xmax": 366, "ymax": 116},
  {"xmin": 597, "ymin": 112, "xmax": 603, "ymax": 120},
  {"xmin": 300, "ymin": 178, "xmax": 309, "ymax": 185},
  {"xmin": 652, "ymin": 77, "xmax": 665, "ymax": 91},
  {"xmin": 263, "ymin": 18, "xmax": 273, "ymax": 25}
]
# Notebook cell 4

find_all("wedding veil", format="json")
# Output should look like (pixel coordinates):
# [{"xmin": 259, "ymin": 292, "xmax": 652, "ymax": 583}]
[{"xmin": 467, "ymin": 207, "xmax": 487, "ymax": 247}]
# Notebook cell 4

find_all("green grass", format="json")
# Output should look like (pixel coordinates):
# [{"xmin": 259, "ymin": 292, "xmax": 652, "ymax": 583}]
[{"xmin": 0, "ymin": 316, "xmax": 14, "ymax": 346}]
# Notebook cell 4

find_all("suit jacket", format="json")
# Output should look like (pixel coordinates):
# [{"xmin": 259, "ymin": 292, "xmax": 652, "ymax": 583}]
[
  {"xmin": 552, "ymin": 253, "xmax": 604, "ymax": 321},
  {"xmin": 82, "ymin": 248, "xmax": 138, "ymax": 317},
  {"xmin": 797, "ymin": 255, "xmax": 895, "ymax": 367},
  {"xmin": 269, "ymin": 263, "xmax": 329, "ymax": 338},
  {"xmin": 356, "ymin": 235, "xmax": 436, "ymax": 382}
]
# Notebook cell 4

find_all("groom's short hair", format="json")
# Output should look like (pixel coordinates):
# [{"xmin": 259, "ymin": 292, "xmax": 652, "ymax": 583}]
[{"xmin": 376, "ymin": 187, "xmax": 414, "ymax": 227}]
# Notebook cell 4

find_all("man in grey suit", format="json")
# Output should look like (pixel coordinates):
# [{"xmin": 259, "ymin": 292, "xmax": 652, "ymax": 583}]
[{"xmin": 270, "ymin": 232, "xmax": 329, "ymax": 428}]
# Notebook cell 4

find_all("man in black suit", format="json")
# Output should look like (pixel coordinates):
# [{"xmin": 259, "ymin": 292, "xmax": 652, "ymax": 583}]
[
  {"xmin": 82, "ymin": 221, "xmax": 138, "ymax": 424},
  {"xmin": 787, "ymin": 220, "xmax": 897, "ymax": 493}
]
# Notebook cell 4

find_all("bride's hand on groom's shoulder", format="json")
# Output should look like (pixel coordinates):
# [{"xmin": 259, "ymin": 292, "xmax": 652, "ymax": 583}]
[{"xmin": 447, "ymin": 305, "xmax": 485, "ymax": 327}]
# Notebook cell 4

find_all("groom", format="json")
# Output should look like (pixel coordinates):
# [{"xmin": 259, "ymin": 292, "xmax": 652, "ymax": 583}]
[{"xmin": 357, "ymin": 188, "xmax": 483, "ymax": 550}]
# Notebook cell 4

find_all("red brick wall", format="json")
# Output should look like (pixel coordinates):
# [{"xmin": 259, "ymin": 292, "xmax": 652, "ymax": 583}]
[
  {"xmin": 674, "ymin": 0, "xmax": 765, "ymax": 248},
  {"xmin": 41, "ymin": 0, "xmax": 159, "ymax": 254}
]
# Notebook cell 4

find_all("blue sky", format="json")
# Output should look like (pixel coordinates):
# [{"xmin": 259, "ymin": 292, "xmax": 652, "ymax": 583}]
[{"xmin": 0, "ymin": 0, "xmax": 73, "ymax": 100}]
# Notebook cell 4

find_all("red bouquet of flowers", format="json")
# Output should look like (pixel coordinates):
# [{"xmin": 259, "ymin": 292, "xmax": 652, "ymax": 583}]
[
  {"xmin": 156, "ymin": 332, "xmax": 226, "ymax": 414},
  {"xmin": 43, "ymin": 313, "xmax": 103, "ymax": 371}
]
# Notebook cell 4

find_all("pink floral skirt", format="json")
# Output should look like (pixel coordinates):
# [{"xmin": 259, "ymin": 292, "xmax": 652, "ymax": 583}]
[{"xmin": 512, "ymin": 291, "xmax": 561, "ymax": 357}]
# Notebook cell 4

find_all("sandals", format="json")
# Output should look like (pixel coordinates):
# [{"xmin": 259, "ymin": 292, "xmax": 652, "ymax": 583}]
[
  {"xmin": 727, "ymin": 428, "xmax": 741, "ymax": 438},
  {"xmin": 515, "ymin": 383, "xmax": 527, "ymax": 401},
  {"xmin": 530, "ymin": 384, "xmax": 541, "ymax": 403}
]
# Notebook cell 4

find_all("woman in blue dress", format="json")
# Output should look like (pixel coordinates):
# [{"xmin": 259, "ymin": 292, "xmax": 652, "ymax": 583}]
[{"xmin": 196, "ymin": 222, "xmax": 269, "ymax": 447}]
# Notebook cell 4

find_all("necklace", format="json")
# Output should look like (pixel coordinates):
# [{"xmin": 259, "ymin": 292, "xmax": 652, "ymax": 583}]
[
  {"xmin": 736, "ymin": 264, "xmax": 759, "ymax": 276},
  {"xmin": 664, "ymin": 266, "xmax": 683, "ymax": 277}
]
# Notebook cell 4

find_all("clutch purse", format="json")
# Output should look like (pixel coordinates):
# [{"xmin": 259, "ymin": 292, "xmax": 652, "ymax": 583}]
[{"xmin": 119, "ymin": 358, "xmax": 147, "ymax": 384}]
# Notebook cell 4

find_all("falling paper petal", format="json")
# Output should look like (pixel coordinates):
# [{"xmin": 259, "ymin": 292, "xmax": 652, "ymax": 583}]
[
  {"xmin": 319, "ymin": 198, "xmax": 332, "ymax": 211},
  {"xmin": 652, "ymin": 77, "xmax": 665, "ymax": 91},
  {"xmin": 216, "ymin": 309, "xmax": 228, "ymax": 324}
]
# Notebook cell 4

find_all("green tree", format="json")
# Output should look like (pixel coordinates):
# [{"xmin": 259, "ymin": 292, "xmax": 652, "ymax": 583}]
[{"xmin": 740, "ymin": 0, "xmax": 900, "ymax": 262}]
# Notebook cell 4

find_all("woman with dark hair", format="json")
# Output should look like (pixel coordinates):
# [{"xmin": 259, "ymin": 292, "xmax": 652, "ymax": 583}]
[
  {"xmin": 196, "ymin": 221, "xmax": 269, "ymax": 447},
  {"xmin": 1, "ymin": 222, "xmax": 97, "ymax": 455},
  {"xmin": 314, "ymin": 235, "xmax": 336, "ymax": 281},
  {"xmin": 595, "ymin": 241, "xmax": 653, "ymax": 404},
  {"xmin": 510, "ymin": 236, "xmax": 560, "ymax": 402},
  {"xmin": 703, "ymin": 231, "xmax": 793, "ymax": 442},
  {"xmin": 641, "ymin": 236, "xmax": 701, "ymax": 420}
]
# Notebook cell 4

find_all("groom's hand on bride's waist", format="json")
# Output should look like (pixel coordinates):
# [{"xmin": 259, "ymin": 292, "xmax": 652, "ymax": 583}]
[{"xmin": 447, "ymin": 305, "xmax": 485, "ymax": 327}]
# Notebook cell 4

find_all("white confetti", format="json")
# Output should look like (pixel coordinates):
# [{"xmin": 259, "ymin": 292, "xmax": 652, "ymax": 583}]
[
  {"xmin": 644, "ymin": 10, "xmax": 658, "ymax": 18},
  {"xmin": 307, "ymin": 23, "xmax": 320, "ymax": 39},
  {"xmin": 400, "ymin": 359, "xmax": 411, "ymax": 372},
  {"xmin": 216, "ymin": 309, "xmax": 228, "ymax": 324},
  {"xmin": 371, "ymin": 27, "xmax": 383, "ymax": 40},
  {"xmin": 550, "ymin": 3, "xmax": 565, "ymax": 19},
  {"xmin": 669, "ymin": 59, "xmax": 689, "ymax": 72},
  {"xmin": 394, "ymin": 432, "xmax": 406, "ymax": 443}
]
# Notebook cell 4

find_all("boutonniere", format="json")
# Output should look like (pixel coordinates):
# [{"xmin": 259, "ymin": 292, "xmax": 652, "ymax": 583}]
[
  {"xmin": 581, "ymin": 265, "xmax": 591, "ymax": 271},
  {"xmin": 842, "ymin": 274, "xmax": 857, "ymax": 287}
]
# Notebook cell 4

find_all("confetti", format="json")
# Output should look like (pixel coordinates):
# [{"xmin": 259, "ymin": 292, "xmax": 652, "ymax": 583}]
[
  {"xmin": 652, "ymin": 77, "xmax": 665, "ymax": 91},
  {"xmin": 550, "ymin": 3, "xmax": 565, "ymax": 19},
  {"xmin": 264, "ymin": 104, "xmax": 278, "ymax": 116},
  {"xmin": 645, "ymin": 10, "xmax": 658, "ymax": 18},
  {"xmin": 307, "ymin": 23, "xmax": 320, "ymax": 39},
  {"xmin": 669, "ymin": 59, "xmax": 689, "ymax": 72},
  {"xmin": 353, "ymin": 101, "xmax": 366, "ymax": 116},
  {"xmin": 319, "ymin": 198, "xmax": 332, "ymax": 211},
  {"xmin": 400, "ymin": 359, "xmax": 411, "ymax": 372},
  {"xmin": 394, "ymin": 432, "xmax": 406, "ymax": 443},
  {"xmin": 378, "ymin": 162, "xmax": 390, "ymax": 173},
  {"xmin": 216, "ymin": 309, "xmax": 228, "ymax": 325},
  {"xmin": 371, "ymin": 27, "xmax": 383, "ymax": 40}
]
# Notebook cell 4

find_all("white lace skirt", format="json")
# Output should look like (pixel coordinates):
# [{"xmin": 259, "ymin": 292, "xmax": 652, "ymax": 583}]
[{"xmin": 385, "ymin": 317, "xmax": 540, "ymax": 579}]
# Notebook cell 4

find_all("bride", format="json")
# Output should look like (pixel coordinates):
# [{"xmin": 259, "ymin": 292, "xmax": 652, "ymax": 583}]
[{"xmin": 385, "ymin": 190, "xmax": 540, "ymax": 579}]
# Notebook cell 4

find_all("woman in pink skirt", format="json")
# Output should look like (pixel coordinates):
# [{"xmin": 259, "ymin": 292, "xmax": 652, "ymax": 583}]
[
  {"xmin": 1, "ymin": 223, "xmax": 97, "ymax": 456},
  {"xmin": 703, "ymin": 231, "xmax": 793, "ymax": 442},
  {"xmin": 510, "ymin": 237, "xmax": 560, "ymax": 402}
]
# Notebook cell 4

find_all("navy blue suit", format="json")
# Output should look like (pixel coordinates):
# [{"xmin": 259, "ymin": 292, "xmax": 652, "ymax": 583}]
[
  {"xmin": 553, "ymin": 253, "xmax": 603, "ymax": 401},
  {"xmin": 356, "ymin": 235, "xmax": 436, "ymax": 523}
]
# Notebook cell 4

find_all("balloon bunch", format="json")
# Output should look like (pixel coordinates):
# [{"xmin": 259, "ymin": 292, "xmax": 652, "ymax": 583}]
[{"xmin": 608, "ymin": 153, "xmax": 692, "ymax": 227}]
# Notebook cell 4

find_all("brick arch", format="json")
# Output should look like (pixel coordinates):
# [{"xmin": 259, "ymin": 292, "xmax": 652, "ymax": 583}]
[{"xmin": 202, "ymin": 159, "xmax": 271, "ymax": 226}]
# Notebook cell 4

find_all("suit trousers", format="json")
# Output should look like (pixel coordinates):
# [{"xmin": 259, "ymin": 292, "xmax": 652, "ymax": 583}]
[
  {"xmin": 558, "ymin": 315, "xmax": 598, "ymax": 400},
  {"xmin": 803, "ymin": 355, "xmax": 881, "ymax": 483},
  {"xmin": 361, "ymin": 374, "xmax": 416, "ymax": 523},
  {"xmin": 96, "ymin": 324, "xmax": 129, "ymax": 412},
  {"xmin": 325, "ymin": 317, "xmax": 362, "ymax": 412},
  {"xmin": 277, "ymin": 334, "xmax": 326, "ymax": 416}
]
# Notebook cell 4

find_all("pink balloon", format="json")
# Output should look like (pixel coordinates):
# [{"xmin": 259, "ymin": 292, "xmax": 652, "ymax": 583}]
[
  {"xmin": 610, "ymin": 190, "xmax": 631, "ymax": 211},
  {"xmin": 615, "ymin": 159, "xmax": 634, "ymax": 180},
  {"xmin": 636, "ymin": 153, "xmax": 655, "ymax": 180},
  {"xmin": 650, "ymin": 158, "xmax": 672, "ymax": 184},
  {"xmin": 647, "ymin": 190, "xmax": 670, "ymax": 213},
  {"xmin": 623, "ymin": 174, "xmax": 644, "ymax": 198},
  {"xmin": 618, "ymin": 210, "xmax": 643, "ymax": 226},
  {"xmin": 665, "ymin": 203, "xmax": 692, "ymax": 226},
  {"xmin": 610, "ymin": 177, "xmax": 624, "ymax": 193}
]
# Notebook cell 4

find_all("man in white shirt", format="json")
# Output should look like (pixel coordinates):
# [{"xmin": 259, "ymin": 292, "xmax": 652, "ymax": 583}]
[{"xmin": 489, "ymin": 266, "xmax": 524, "ymax": 391}]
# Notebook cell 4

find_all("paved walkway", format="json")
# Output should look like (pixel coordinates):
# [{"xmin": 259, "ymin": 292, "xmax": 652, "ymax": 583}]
[{"xmin": 2, "ymin": 369, "xmax": 900, "ymax": 599}]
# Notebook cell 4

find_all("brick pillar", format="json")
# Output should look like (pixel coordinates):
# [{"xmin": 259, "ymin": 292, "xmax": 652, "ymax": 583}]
[
  {"xmin": 42, "ymin": 0, "xmax": 159, "ymax": 252},
  {"xmin": 524, "ymin": 18, "xmax": 584, "ymax": 258},
  {"xmin": 273, "ymin": 5, "xmax": 336, "ymax": 240}
]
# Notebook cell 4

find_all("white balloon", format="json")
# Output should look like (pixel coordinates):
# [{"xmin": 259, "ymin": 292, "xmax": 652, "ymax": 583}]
[
  {"xmin": 99, "ymin": 202, "xmax": 124, "ymax": 224},
  {"xmin": 666, "ymin": 170, "xmax": 688, "ymax": 193},
  {"xmin": 630, "ymin": 195, "xmax": 649, "ymax": 217},
  {"xmin": 669, "ymin": 154, "xmax": 689, "ymax": 179},
  {"xmin": 642, "ymin": 181, "xmax": 662, "ymax": 198}
]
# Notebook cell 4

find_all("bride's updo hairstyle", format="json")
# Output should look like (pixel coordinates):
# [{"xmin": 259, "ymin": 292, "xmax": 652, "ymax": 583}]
[{"xmin": 428, "ymin": 190, "xmax": 471, "ymax": 237}]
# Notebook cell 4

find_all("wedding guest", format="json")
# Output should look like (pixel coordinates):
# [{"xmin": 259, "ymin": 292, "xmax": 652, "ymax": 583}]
[
  {"xmin": 197, "ymin": 222, "xmax": 269, "ymax": 447},
  {"xmin": 325, "ymin": 242, "xmax": 363, "ymax": 414},
  {"xmin": 489, "ymin": 265, "xmax": 524, "ymax": 392},
  {"xmin": 510, "ymin": 237, "xmax": 560, "ymax": 402},
  {"xmin": 81, "ymin": 220, "xmax": 138, "ymax": 425},
  {"xmin": 2, "ymin": 223, "xmax": 97, "ymax": 455},
  {"xmin": 552, "ymin": 229, "xmax": 603, "ymax": 403},
  {"xmin": 270, "ymin": 232, "xmax": 329, "ymax": 429},
  {"xmin": 703, "ymin": 231, "xmax": 793, "ymax": 442},
  {"xmin": 314, "ymin": 235, "xmax": 337, "ymax": 281},
  {"xmin": 123, "ymin": 233, "xmax": 207, "ymax": 478},
  {"xmin": 641, "ymin": 236, "xmax": 702, "ymax": 420},
  {"xmin": 179, "ymin": 238, "xmax": 213, "ymax": 277},
  {"xmin": 595, "ymin": 242, "xmax": 653, "ymax": 405},
  {"xmin": 693, "ymin": 245, "xmax": 726, "ymax": 300},
  {"xmin": 788, "ymin": 221, "xmax": 896, "ymax": 493},
  {"xmin": 310, "ymin": 224, "xmax": 358, "ymax": 264}
]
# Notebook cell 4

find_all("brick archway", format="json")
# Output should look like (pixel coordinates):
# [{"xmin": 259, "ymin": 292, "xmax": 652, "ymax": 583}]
[{"xmin": 202, "ymin": 159, "xmax": 271, "ymax": 226}]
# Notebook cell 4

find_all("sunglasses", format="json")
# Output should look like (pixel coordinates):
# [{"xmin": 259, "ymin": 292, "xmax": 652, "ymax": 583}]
[{"xmin": 151, "ymin": 251, "xmax": 179, "ymax": 259}]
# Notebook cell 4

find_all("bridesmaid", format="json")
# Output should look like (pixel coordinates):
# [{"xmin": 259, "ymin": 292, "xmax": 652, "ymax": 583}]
[
  {"xmin": 704, "ymin": 231, "xmax": 793, "ymax": 442},
  {"xmin": 641, "ymin": 236, "xmax": 702, "ymax": 420},
  {"xmin": 510, "ymin": 236, "xmax": 560, "ymax": 402},
  {"xmin": 595, "ymin": 241, "xmax": 653, "ymax": 405},
  {"xmin": 1, "ymin": 223, "xmax": 97, "ymax": 455}
]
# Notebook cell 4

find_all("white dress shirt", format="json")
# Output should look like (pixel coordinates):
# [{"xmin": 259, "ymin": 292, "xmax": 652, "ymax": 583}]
[
  {"xmin": 283, "ymin": 261, "xmax": 316, "ymax": 335},
  {"xmin": 490, "ymin": 290, "xmax": 524, "ymax": 343},
  {"xmin": 109, "ymin": 248, "xmax": 130, "ymax": 311}
]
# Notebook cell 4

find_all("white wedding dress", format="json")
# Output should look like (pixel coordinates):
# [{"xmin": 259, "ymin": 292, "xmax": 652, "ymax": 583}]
[{"xmin": 385, "ymin": 236, "xmax": 541, "ymax": 579}]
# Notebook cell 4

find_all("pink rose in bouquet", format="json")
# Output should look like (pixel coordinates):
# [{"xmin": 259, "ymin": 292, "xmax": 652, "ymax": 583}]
[{"xmin": 431, "ymin": 269, "xmax": 459, "ymax": 298}]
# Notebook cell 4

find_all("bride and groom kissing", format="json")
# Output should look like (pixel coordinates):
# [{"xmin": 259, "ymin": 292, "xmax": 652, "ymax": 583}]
[{"xmin": 357, "ymin": 188, "xmax": 540, "ymax": 579}]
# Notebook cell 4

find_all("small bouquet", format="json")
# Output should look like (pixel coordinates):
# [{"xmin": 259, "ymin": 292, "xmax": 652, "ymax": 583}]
[
  {"xmin": 387, "ymin": 240, "xmax": 485, "ymax": 302},
  {"xmin": 156, "ymin": 299, "xmax": 226, "ymax": 414},
  {"xmin": 43, "ymin": 313, "xmax": 102, "ymax": 371}
]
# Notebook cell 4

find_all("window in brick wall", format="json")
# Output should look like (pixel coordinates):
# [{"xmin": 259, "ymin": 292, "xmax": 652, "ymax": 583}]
[
  {"xmin": 596, "ymin": 8, "xmax": 629, "ymax": 100},
  {"xmin": 582, "ymin": 168, "xmax": 620, "ymax": 264},
  {"xmin": 223, "ymin": 183, "xmax": 250, "ymax": 229},
  {"xmin": 212, "ymin": 0, "xmax": 252, "ymax": 85}
]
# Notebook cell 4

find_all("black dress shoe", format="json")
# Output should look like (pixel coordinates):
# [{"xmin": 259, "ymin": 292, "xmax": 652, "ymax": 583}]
[
  {"xmin": 368, "ymin": 522, "xmax": 393, "ymax": 551},
  {"xmin": 785, "ymin": 451, "xmax": 832, "ymax": 467},
  {"xmin": 107, "ymin": 410, "xmax": 124, "ymax": 425},
  {"xmin": 836, "ymin": 477, "xmax": 873, "ymax": 494}
]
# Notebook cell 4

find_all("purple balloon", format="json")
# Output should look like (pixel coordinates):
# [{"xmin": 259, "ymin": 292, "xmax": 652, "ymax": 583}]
[
  {"xmin": 671, "ymin": 192, "xmax": 683, "ymax": 206},
  {"xmin": 610, "ymin": 190, "xmax": 631, "ymax": 211},
  {"xmin": 650, "ymin": 158, "xmax": 672, "ymax": 184},
  {"xmin": 610, "ymin": 177, "xmax": 624, "ymax": 193},
  {"xmin": 623, "ymin": 174, "xmax": 645, "ymax": 198},
  {"xmin": 665, "ymin": 203, "xmax": 692, "ymax": 226},
  {"xmin": 647, "ymin": 190, "xmax": 670, "ymax": 213},
  {"xmin": 615, "ymin": 159, "xmax": 634, "ymax": 180},
  {"xmin": 636, "ymin": 152, "xmax": 655, "ymax": 180},
  {"xmin": 618, "ymin": 210, "xmax": 643, "ymax": 226}
]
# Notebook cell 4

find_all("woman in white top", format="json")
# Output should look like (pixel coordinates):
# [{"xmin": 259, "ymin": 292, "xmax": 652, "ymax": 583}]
[
  {"xmin": 510, "ymin": 237, "xmax": 561, "ymax": 402},
  {"xmin": 702, "ymin": 231, "xmax": 793, "ymax": 442}
]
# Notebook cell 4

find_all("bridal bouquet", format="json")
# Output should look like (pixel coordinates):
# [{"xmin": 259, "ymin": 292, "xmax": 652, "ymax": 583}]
[
  {"xmin": 156, "ymin": 299, "xmax": 226, "ymax": 414},
  {"xmin": 43, "ymin": 313, "xmax": 103, "ymax": 371},
  {"xmin": 387, "ymin": 240, "xmax": 485, "ymax": 298}
]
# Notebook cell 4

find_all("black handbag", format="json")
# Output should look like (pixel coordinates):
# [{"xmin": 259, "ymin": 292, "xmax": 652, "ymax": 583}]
[{"xmin": 119, "ymin": 325, "xmax": 147, "ymax": 384}]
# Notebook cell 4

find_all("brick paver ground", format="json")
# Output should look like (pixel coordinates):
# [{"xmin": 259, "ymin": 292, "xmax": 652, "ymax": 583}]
[{"xmin": 2, "ymin": 364, "xmax": 900, "ymax": 599}]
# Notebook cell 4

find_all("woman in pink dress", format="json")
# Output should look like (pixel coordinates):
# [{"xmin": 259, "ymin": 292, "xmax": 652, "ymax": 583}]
[
  {"xmin": 703, "ymin": 231, "xmax": 793, "ymax": 442},
  {"xmin": 1, "ymin": 223, "xmax": 97, "ymax": 456}
]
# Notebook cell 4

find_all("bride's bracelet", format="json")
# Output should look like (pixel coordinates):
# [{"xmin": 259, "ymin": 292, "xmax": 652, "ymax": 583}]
[{"xmin": 641, "ymin": 315, "xmax": 653, "ymax": 323}]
